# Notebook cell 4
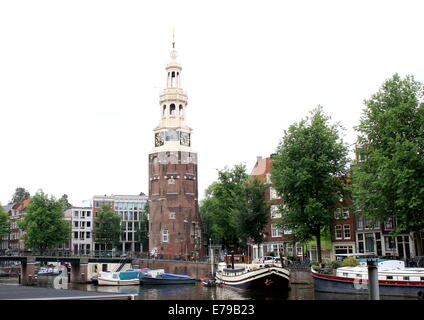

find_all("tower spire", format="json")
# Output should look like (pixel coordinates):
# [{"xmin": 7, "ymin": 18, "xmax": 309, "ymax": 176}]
[{"xmin": 172, "ymin": 28, "xmax": 175, "ymax": 49}]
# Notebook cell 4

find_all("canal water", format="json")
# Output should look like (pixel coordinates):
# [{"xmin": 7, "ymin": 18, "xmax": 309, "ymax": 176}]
[{"xmin": 0, "ymin": 276, "xmax": 417, "ymax": 300}]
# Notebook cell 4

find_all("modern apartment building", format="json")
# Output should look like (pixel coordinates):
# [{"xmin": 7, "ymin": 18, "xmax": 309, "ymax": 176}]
[
  {"xmin": 92, "ymin": 194, "xmax": 148, "ymax": 253},
  {"xmin": 70, "ymin": 205, "xmax": 93, "ymax": 255}
]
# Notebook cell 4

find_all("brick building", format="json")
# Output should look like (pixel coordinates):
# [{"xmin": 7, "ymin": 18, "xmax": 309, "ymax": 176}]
[
  {"xmin": 9, "ymin": 199, "xmax": 31, "ymax": 251},
  {"xmin": 148, "ymin": 40, "xmax": 202, "ymax": 259},
  {"xmin": 330, "ymin": 194, "xmax": 356, "ymax": 259},
  {"xmin": 249, "ymin": 156, "xmax": 303, "ymax": 260}
]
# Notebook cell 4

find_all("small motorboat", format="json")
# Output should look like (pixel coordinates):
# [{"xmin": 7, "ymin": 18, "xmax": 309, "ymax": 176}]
[
  {"xmin": 139, "ymin": 270, "xmax": 196, "ymax": 285},
  {"xmin": 97, "ymin": 272, "xmax": 140, "ymax": 286},
  {"xmin": 37, "ymin": 267, "xmax": 62, "ymax": 276},
  {"xmin": 201, "ymin": 277, "xmax": 216, "ymax": 287}
]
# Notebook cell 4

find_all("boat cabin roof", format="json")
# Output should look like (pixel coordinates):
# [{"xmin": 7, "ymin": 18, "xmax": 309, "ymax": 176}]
[{"xmin": 223, "ymin": 268, "xmax": 245, "ymax": 273}]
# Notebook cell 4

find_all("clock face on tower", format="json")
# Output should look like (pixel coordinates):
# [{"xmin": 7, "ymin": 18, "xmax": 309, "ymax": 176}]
[
  {"xmin": 155, "ymin": 132, "xmax": 165, "ymax": 147},
  {"xmin": 180, "ymin": 131, "xmax": 190, "ymax": 146}
]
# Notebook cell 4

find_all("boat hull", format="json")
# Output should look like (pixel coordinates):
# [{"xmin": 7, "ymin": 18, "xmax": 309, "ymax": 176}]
[
  {"xmin": 215, "ymin": 267, "xmax": 290, "ymax": 292},
  {"xmin": 140, "ymin": 276, "xmax": 196, "ymax": 285},
  {"xmin": 97, "ymin": 278, "xmax": 140, "ymax": 286},
  {"xmin": 312, "ymin": 269, "xmax": 424, "ymax": 298}
]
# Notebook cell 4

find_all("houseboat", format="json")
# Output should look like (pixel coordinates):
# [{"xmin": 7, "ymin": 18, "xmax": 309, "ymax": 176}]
[
  {"xmin": 214, "ymin": 255, "xmax": 290, "ymax": 291},
  {"xmin": 311, "ymin": 259, "xmax": 424, "ymax": 298}
]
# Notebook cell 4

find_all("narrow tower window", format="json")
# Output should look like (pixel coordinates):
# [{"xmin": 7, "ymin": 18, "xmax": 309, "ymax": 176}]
[
  {"xmin": 179, "ymin": 105, "xmax": 183, "ymax": 116},
  {"xmin": 171, "ymin": 71, "xmax": 175, "ymax": 78},
  {"xmin": 170, "ymin": 104, "xmax": 176, "ymax": 116},
  {"xmin": 163, "ymin": 105, "xmax": 166, "ymax": 116}
]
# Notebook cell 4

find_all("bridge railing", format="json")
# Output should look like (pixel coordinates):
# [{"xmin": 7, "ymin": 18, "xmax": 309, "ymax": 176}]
[{"xmin": 0, "ymin": 249, "xmax": 210, "ymax": 262}]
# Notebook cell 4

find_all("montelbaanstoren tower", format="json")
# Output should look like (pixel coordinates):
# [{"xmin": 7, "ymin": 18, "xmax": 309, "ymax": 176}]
[{"xmin": 148, "ymin": 37, "xmax": 202, "ymax": 259}]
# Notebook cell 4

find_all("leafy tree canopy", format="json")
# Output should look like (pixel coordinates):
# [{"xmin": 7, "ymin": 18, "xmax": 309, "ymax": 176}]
[
  {"xmin": 200, "ymin": 164, "xmax": 269, "ymax": 251},
  {"xmin": 59, "ymin": 194, "xmax": 72, "ymax": 210},
  {"xmin": 271, "ymin": 106, "xmax": 349, "ymax": 261},
  {"xmin": 0, "ymin": 204, "xmax": 11, "ymax": 240},
  {"xmin": 352, "ymin": 73, "xmax": 424, "ymax": 254},
  {"xmin": 10, "ymin": 187, "xmax": 30, "ymax": 204},
  {"xmin": 93, "ymin": 203, "xmax": 121, "ymax": 250},
  {"xmin": 18, "ymin": 191, "xmax": 70, "ymax": 253}
]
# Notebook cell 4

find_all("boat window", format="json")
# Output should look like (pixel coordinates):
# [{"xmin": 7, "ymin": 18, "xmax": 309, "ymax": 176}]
[
  {"xmin": 386, "ymin": 276, "xmax": 393, "ymax": 280},
  {"xmin": 421, "ymin": 277, "xmax": 424, "ymax": 281},
  {"xmin": 403, "ymin": 276, "xmax": 409, "ymax": 281},
  {"xmin": 343, "ymin": 273, "xmax": 348, "ymax": 277}
]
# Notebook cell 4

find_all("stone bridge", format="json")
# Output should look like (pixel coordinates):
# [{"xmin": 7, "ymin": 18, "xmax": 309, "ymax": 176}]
[{"xmin": 0, "ymin": 255, "xmax": 212, "ymax": 285}]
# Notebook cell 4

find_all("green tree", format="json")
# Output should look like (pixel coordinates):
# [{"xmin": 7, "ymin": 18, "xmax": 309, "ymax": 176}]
[
  {"xmin": 18, "ymin": 192, "xmax": 70, "ymax": 254},
  {"xmin": 59, "ymin": 194, "xmax": 72, "ymax": 210},
  {"xmin": 352, "ymin": 73, "xmax": 424, "ymax": 255},
  {"xmin": 93, "ymin": 203, "xmax": 121, "ymax": 251},
  {"xmin": 200, "ymin": 164, "xmax": 249, "ymax": 250},
  {"xmin": 0, "ymin": 204, "xmax": 11, "ymax": 240},
  {"xmin": 136, "ymin": 201, "xmax": 149, "ymax": 252},
  {"xmin": 10, "ymin": 187, "xmax": 30, "ymax": 204},
  {"xmin": 271, "ymin": 106, "xmax": 349, "ymax": 262},
  {"xmin": 238, "ymin": 176, "xmax": 268, "ymax": 247}
]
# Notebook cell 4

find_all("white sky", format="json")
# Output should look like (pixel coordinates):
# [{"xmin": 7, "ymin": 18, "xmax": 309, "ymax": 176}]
[{"xmin": 1, "ymin": 0, "xmax": 423, "ymax": 206}]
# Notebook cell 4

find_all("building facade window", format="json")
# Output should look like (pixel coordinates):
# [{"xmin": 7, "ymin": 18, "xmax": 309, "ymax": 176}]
[
  {"xmin": 283, "ymin": 228, "xmax": 292, "ymax": 235},
  {"xmin": 271, "ymin": 224, "xmax": 282, "ymax": 237},
  {"xmin": 357, "ymin": 233, "xmax": 364, "ymax": 253},
  {"xmin": 161, "ymin": 229, "xmax": 169, "ymax": 243},
  {"xmin": 335, "ymin": 225, "xmax": 343, "ymax": 239},
  {"xmin": 270, "ymin": 205, "xmax": 281, "ymax": 219},
  {"xmin": 334, "ymin": 208, "xmax": 342, "ymax": 219},
  {"xmin": 269, "ymin": 187, "xmax": 280, "ymax": 200},
  {"xmin": 343, "ymin": 225, "xmax": 351, "ymax": 239},
  {"xmin": 357, "ymin": 215, "xmax": 363, "ymax": 230},
  {"xmin": 384, "ymin": 236, "xmax": 396, "ymax": 251},
  {"xmin": 266, "ymin": 173, "xmax": 272, "ymax": 184},
  {"xmin": 384, "ymin": 218, "xmax": 394, "ymax": 230}
]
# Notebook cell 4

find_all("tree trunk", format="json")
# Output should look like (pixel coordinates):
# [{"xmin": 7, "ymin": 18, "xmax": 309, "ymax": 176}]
[{"xmin": 316, "ymin": 230, "xmax": 322, "ymax": 263}]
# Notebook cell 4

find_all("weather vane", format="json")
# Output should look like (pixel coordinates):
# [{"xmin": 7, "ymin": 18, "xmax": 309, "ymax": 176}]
[{"xmin": 172, "ymin": 28, "xmax": 175, "ymax": 49}]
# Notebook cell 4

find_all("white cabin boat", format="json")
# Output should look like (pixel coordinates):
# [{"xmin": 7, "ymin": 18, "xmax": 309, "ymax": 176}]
[{"xmin": 97, "ymin": 272, "xmax": 140, "ymax": 286}]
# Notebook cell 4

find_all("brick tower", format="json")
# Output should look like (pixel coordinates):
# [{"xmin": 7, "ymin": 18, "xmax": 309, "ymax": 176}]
[{"xmin": 148, "ymin": 38, "xmax": 202, "ymax": 259}]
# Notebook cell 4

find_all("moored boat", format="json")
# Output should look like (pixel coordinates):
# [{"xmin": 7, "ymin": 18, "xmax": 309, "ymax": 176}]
[
  {"xmin": 214, "ymin": 254, "xmax": 290, "ymax": 292},
  {"xmin": 311, "ymin": 259, "xmax": 424, "ymax": 298},
  {"xmin": 37, "ymin": 267, "xmax": 62, "ymax": 276},
  {"xmin": 97, "ymin": 272, "xmax": 140, "ymax": 286},
  {"xmin": 139, "ymin": 269, "xmax": 196, "ymax": 285},
  {"xmin": 201, "ymin": 276, "xmax": 216, "ymax": 287}
]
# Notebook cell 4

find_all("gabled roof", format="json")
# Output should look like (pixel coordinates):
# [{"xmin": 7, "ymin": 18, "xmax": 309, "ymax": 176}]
[{"xmin": 250, "ymin": 156, "xmax": 271, "ymax": 178}]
